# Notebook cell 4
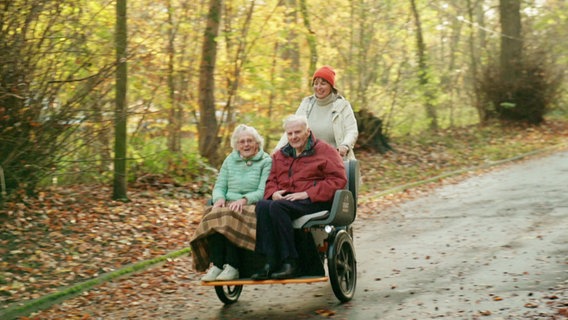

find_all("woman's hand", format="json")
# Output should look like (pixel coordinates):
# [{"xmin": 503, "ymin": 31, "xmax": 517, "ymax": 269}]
[
  {"xmin": 213, "ymin": 199, "xmax": 226, "ymax": 208},
  {"xmin": 228, "ymin": 198, "xmax": 247, "ymax": 213},
  {"xmin": 337, "ymin": 145, "xmax": 349, "ymax": 157}
]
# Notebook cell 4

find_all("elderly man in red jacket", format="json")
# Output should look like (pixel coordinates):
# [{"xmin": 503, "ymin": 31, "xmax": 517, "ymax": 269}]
[{"xmin": 251, "ymin": 114, "xmax": 347, "ymax": 280}]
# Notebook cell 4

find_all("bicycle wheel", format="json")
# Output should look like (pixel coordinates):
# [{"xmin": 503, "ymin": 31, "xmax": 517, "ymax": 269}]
[
  {"xmin": 214, "ymin": 284, "xmax": 243, "ymax": 304},
  {"xmin": 328, "ymin": 230, "xmax": 357, "ymax": 302}
]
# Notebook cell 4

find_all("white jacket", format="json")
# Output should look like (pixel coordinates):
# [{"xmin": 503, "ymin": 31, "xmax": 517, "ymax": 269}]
[{"xmin": 275, "ymin": 94, "xmax": 359, "ymax": 160}]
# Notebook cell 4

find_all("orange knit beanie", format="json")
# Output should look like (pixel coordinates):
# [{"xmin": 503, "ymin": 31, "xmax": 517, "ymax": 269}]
[{"xmin": 312, "ymin": 66, "xmax": 336, "ymax": 88}]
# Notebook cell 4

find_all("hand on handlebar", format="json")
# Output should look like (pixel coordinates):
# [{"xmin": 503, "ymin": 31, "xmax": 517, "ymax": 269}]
[{"xmin": 337, "ymin": 145, "xmax": 349, "ymax": 157}]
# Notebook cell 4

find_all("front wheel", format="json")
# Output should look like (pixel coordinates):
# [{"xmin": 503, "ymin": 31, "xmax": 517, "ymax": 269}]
[
  {"xmin": 328, "ymin": 231, "xmax": 357, "ymax": 302},
  {"xmin": 214, "ymin": 284, "xmax": 243, "ymax": 304}
]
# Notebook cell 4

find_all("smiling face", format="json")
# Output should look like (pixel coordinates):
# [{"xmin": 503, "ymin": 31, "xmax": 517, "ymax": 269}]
[
  {"xmin": 236, "ymin": 133, "xmax": 259, "ymax": 159},
  {"xmin": 285, "ymin": 120, "xmax": 310, "ymax": 153},
  {"xmin": 313, "ymin": 77, "xmax": 332, "ymax": 99}
]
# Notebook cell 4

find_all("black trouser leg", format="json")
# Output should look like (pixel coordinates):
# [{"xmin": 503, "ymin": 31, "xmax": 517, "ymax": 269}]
[
  {"xmin": 255, "ymin": 200, "xmax": 278, "ymax": 265},
  {"xmin": 256, "ymin": 199, "xmax": 331, "ymax": 266},
  {"xmin": 268, "ymin": 199, "xmax": 331, "ymax": 263},
  {"xmin": 207, "ymin": 232, "xmax": 224, "ymax": 268},
  {"xmin": 225, "ymin": 241, "xmax": 239, "ymax": 268}
]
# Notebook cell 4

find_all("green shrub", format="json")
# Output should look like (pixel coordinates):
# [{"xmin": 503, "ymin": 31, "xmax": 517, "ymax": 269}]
[{"xmin": 480, "ymin": 50, "xmax": 563, "ymax": 124}]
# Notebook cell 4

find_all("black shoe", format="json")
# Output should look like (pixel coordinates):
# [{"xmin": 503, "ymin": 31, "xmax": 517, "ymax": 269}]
[
  {"xmin": 271, "ymin": 262, "xmax": 298, "ymax": 279},
  {"xmin": 250, "ymin": 264, "xmax": 273, "ymax": 280}
]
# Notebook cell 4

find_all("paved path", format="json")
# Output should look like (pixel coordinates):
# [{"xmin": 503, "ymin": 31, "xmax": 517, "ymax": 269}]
[{"xmin": 183, "ymin": 150, "xmax": 568, "ymax": 319}]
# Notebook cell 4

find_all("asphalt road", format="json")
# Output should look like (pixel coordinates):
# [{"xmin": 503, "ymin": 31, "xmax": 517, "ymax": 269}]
[{"xmin": 184, "ymin": 150, "xmax": 568, "ymax": 320}]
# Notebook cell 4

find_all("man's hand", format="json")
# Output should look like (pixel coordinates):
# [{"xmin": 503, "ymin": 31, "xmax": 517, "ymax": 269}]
[
  {"xmin": 272, "ymin": 190, "xmax": 287, "ymax": 200},
  {"xmin": 282, "ymin": 191, "xmax": 309, "ymax": 201},
  {"xmin": 337, "ymin": 145, "xmax": 349, "ymax": 157}
]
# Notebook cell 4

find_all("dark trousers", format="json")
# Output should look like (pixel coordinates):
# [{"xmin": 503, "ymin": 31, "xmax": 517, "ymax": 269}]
[
  {"xmin": 208, "ymin": 233, "xmax": 239, "ymax": 269},
  {"xmin": 255, "ymin": 199, "xmax": 332, "ymax": 266}
]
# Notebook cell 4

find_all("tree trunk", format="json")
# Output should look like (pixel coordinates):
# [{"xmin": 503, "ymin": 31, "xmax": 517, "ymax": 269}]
[
  {"xmin": 467, "ymin": 0, "xmax": 485, "ymax": 123},
  {"xmin": 282, "ymin": 0, "xmax": 300, "ymax": 70},
  {"xmin": 281, "ymin": 0, "xmax": 301, "ymax": 92},
  {"xmin": 93, "ymin": 96, "xmax": 112, "ymax": 175},
  {"xmin": 113, "ymin": 0, "xmax": 128, "ymax": 201},
  {"xmin": 499, "ymin": 0, "xmax": 522, "ymax": 81},
  {"xmin": 355, "ymin": 109, "xmax": 393, "ymax": 154},
  {"xmin": 299, "ymin": 0, "xmax": 317, "ymax": 82},
  {"xmin": 166, "ymin": 0, "xmax": 181, "ymax": 153},
  {"xmin": 410, "ymin": 0, "xmax": 438, "ymax": 130},
  {"xmin": 221, "ymin": 0, "xmax": 255, "ymax": 150},
  {"xmin": 198, "ymin": 0, "xmax": 222, "ymax": 166},
  {"xmin": 437, "ymin": 3, "xmax": 462, "ymax": 128}
]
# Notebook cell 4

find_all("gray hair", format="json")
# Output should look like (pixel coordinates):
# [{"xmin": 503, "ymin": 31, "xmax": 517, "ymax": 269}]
[
  {"xmin": 282, "ymin": 114, "xmax": 309, "ymax": 130},
  {"xmin": 230, "ymin": 124, "xmax": 264, "ymax": 150}
]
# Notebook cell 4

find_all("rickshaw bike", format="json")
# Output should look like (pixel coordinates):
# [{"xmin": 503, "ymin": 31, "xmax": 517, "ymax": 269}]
[{"xmin": 201, "ymin": 160, "xmax": 360, "ymax": 304}]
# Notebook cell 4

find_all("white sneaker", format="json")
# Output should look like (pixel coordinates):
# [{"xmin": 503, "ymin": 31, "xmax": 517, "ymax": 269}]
[
  {"xmin": 201, "ymin": 265, "xmax": 223, "ymax": 281},
  {"xmin": 215, "ymin": 264, "xmax": 239, "ymax": 281}
]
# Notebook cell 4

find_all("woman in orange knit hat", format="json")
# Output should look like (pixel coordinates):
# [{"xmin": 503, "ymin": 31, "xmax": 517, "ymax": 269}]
[{"xmin": 275, "ymin": 65, "xmax": 358, "ymax": 160}]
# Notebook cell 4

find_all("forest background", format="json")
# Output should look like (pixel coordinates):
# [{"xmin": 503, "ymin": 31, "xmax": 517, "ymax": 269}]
[
  {"xmin": 0, "ymin": 0, "xmax": 568, "ymax": 317},
  {"xmin": 1, "ymin": 0, "xmax": 567, "ymax": 201}
]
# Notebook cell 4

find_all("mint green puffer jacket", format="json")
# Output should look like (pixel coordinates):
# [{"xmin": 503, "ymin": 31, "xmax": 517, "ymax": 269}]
[{"xmin": 212, "ymin": 149, "xmax": 272, "ymax": 204}]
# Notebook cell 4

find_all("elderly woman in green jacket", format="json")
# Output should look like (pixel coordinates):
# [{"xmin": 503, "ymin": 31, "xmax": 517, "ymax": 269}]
[{"xmin": 190, "ymin": 124, "xmax": 272, "ymax": 281}]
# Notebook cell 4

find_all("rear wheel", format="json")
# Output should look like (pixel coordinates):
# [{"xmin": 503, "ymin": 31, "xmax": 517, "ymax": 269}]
[
  {"xmin": 328, "ymin": 231, "xmax": 357, "ymax": 302},
  {"xmin": 214, "ymin": 284, "xmax": 243, "ymax": 304}
]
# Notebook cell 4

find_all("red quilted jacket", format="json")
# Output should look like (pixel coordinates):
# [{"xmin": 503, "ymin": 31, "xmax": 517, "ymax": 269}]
[{"xmin": 264, "ymin": 132, "xmax": 347, "ymax": 203}]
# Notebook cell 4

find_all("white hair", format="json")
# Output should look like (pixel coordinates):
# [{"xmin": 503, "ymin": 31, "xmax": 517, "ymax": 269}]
[
  {"xmin": 230, "ymin": 124, "xmax": 265, "ymax": 150},
  {"xmin": 282, "ymin": 114, "xmax": 309, "ymax": 130}
]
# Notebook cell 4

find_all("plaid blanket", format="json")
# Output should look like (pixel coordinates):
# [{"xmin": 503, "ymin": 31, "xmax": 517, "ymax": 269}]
[{"xmin": 190, "ymin": 205, "xmax": 257, "ymax": 272}]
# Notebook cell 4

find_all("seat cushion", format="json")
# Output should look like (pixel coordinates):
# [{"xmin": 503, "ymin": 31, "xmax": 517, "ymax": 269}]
[{"xmin": 292, "ymin": 210, "xmax": 329, "ymax": 229}]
